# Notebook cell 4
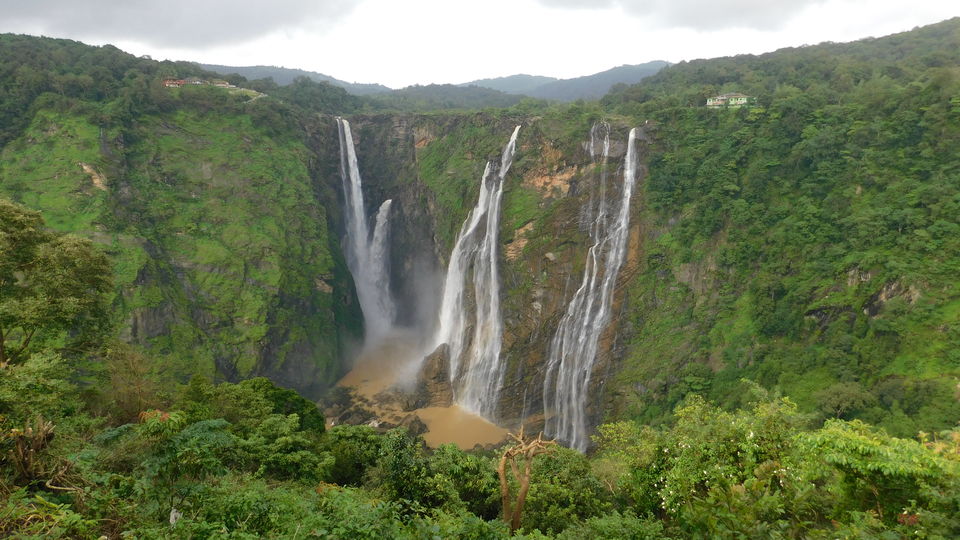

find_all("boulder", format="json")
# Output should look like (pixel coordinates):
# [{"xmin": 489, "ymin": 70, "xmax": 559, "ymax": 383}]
[
  {"xmin": 399, "ymin": 414, "xmax": 428, "ymax": 437},
  {"xmin": 410, "ymin": 344, "xmax": 454, "ymax": 409}
]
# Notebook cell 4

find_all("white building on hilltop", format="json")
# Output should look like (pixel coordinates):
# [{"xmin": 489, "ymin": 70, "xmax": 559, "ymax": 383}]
[{"xmin": 707, "ymin": 93, "xmax": 756, "ymax": 107}]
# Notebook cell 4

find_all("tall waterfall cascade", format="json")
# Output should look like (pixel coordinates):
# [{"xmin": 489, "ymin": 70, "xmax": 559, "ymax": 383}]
[
  {"xmin": 544, "ymin": 124, "xmax": 640, "ymax": 451},
  {"xmin": 336, "ymin": 117, "xmax": 397, "ymax": 344},
  {"xmin": 432, "ymin": 125, "xmax": 522, "ymax": 420}
]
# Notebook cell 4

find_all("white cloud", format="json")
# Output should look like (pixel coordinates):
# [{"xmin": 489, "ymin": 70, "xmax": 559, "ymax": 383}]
[
  {"xmin": 0, "ymin": 0, "xmax": 955, "ymax": 88},
  {"xmin": 0, "ymin": 0, "xmax": 357, "ymax": 48},
  {"xmin": 536, "ymin": 0, "xmax": 830, "ymax": 30}
]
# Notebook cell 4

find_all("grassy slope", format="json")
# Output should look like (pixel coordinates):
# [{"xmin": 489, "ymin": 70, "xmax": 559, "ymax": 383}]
[{"xmin": 0, "ymin": 110, "xmax": 108, "ymax": 233}]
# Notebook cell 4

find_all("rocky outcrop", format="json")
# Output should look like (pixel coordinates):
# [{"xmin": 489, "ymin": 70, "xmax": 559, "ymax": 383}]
[
  {"xmin": 412, "ymin": 344, "xmax": 454, "ymax": 409},
  {"xmin": 78, "ymin": 162, "xmax": 107, "ymax": 191}
]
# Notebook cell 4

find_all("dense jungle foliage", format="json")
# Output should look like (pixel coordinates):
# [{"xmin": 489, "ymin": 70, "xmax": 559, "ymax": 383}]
[
  {"xmin": 2, "ymin": 18, "xmax": 960, "ymax": 538},
  {"xmin": 1, "ymin": 219, "xmax": 957, "ymax": 536}
]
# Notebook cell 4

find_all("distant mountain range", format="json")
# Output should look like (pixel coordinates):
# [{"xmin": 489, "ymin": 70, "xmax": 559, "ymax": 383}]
[
  {"xmin": 460, "ymin": 74, "xmax": 559, "ymax": 95},
  {"xmin": 460, "ymin": 61, "xmax": 670, "ymax": 101},
  {"xmin": 367, "ymin": 84, "xmax": 523, "ymax": 111},
  {"xmin": 197, "ymin": 64, "xmax": 391, "ymax": 96},
  {"xmin": 200, "ymin": 61, "xmax": 670, "ymax": 102}
]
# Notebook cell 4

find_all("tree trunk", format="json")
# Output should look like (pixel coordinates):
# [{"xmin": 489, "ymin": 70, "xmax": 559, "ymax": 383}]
[
  {"xmin": 511, "ymin": 461, "xmax": 533, "ymax": 531},
  {"xmin": 498, "ymin": 453, "xmax": 512, "ymax": 526}
]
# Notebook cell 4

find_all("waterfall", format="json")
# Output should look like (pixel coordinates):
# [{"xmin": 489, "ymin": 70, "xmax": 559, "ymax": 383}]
[
  {"xmin": 336, "ymin": 117, "xmax": 396, "ymax": 344},
  {"xmin": 432, "ymin": 125, "xmax": 521, "ymax": 419},
  {"xmin": 370, "ymin": 199, "xmax": 396, "ymax": 328},
  {"xmin": 544, "ymin": 125, "xmax": 639, "ymax": 451}
]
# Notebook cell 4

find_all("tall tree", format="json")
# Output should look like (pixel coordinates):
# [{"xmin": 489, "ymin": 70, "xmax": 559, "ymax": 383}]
[{"xmin": 0, "ymin": 199, "xmax": 112, "ymax": 365}]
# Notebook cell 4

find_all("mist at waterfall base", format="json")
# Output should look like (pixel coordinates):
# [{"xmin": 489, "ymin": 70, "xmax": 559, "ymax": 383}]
[{"xmin": 333, "ymin": 118, "xmax": 639, "ymax": 451}]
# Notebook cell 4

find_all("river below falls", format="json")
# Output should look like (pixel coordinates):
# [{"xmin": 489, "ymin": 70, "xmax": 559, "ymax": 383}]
[{"xmin": 334, "ymin": 334, "xmax": 507, "ymax": 448}]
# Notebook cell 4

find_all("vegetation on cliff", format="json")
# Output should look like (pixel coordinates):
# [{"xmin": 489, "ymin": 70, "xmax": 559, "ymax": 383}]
[
  {"xmin": 0, "ymin": 33, "xmax": 362, "ymax": 397},
  {"xmin": 596, "ymin": 17, "xmax": 960, "ymax": 436}
]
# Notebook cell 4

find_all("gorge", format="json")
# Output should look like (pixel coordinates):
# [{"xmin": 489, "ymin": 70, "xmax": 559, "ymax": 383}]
[
  {"xmin": 3, "ymin": 20, "xmax": 960, "ymax": 535},
  {"xmin": 331, "ymin": 115, "xmax": 649, "ymax": 448},
  {"xmin": 0, "ymin": 18, "xmax": 957, "ymax": 449}
]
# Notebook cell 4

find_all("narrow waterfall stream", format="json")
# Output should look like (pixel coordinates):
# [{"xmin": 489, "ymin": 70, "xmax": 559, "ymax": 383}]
[
  {"xmin": 543, "ymin": 125, "xmax": 639, "ymax": 451},
  {"xmin": 336, "ymin": 117, "xmax": 396, "ymax": 343},
  {"xmin": 432, "ymin": 125, "xmax": 521, "ymax": 420}
]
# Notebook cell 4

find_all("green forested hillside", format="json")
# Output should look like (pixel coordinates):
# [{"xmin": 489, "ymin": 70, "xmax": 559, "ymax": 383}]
[
  {"xmin": 0, "ymin": 34, "xmax": 363, "ymax": 397},
  {"xmin": 7, "ymin": 103, "xmax": 352, "ymax": 390},
  {"xmin": 593, "ymin": 17, "xmax": 960, "ymax": 437},
  {"xmin": 525, "ymin": 61, "xmax": 670, "ymax": 101},
  {"xmin": 461, "ymin": 74, "xmax": 559, "ymax": 95},
  {"xmin": 367, "ymin": 83, "xmax": 526, "ymax": 111},
  {"xmin": 460, "ymin": 61, "xmax": 669, "ymax": 101}
]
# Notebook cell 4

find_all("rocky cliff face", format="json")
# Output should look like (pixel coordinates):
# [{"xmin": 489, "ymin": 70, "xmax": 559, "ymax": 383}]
[
  {"xmin": 334, "ymin": 112, "xmax": 647, "ymax": 433},
  {"xmin": 1, "ymin": 105, "xmax": 632, "ymax": 412},
  {"xmin": 0, "ymin": 102, "xmax": 671, "ymax": 442}
]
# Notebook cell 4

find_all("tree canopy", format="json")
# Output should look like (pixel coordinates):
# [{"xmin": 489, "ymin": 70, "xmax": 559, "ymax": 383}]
[{"xmin": 0, "ymin": 198, "xmax": 111, "ymax": 365}]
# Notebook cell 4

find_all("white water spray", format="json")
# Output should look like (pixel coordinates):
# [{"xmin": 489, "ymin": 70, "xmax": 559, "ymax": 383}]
[
  {"xmin": 544, "ymin": 125, "xmax": 639, "ymax": 451},
  {"xmin": 336, "ymin": 117, "xmax": 396, "ymax": 344},
  {"xmin": 432, "ymin": 125, "xmax": 521, "ymax": 419}
]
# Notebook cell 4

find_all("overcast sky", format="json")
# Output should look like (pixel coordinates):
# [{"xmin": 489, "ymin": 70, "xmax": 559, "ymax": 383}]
[{"xmin": 1, "ymin": 0, "xmax": 956, "ymax": 88}]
